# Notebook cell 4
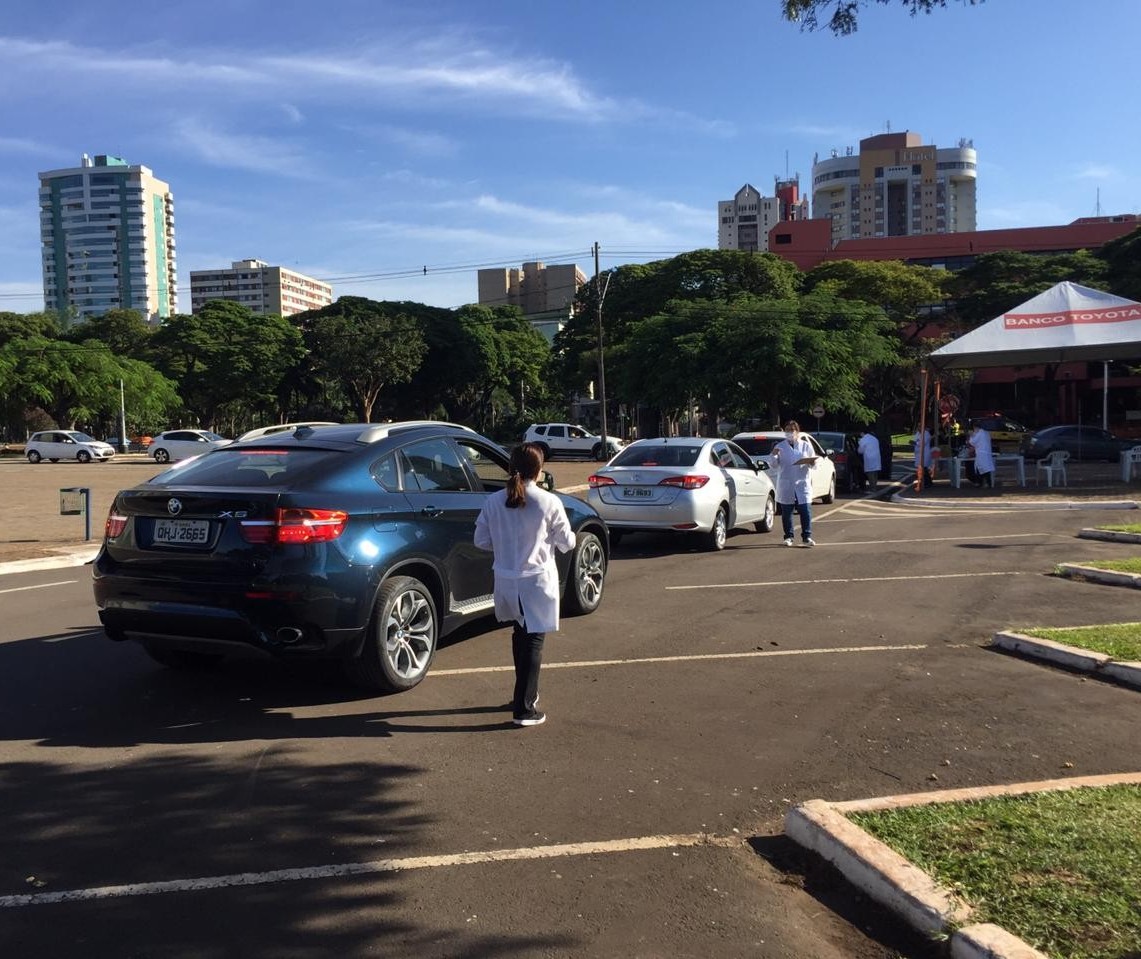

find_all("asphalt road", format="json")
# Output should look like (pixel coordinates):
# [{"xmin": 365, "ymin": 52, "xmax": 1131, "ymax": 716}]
[{"xmin": 1, "ymin": 465, "xmax": 1140, "ymax": 957}]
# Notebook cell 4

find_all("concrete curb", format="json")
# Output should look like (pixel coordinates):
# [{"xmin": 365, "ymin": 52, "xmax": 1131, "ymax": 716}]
[
  {"xmin": 0, "ymin": 546, "xmax": 99, "ymax": 577},
  {"xmin": 992, "ymin": 630, "xmax": 1141, "ymax": 691},
  {"xmin": 784, "ymin": 772, "xmax": 1141, "ymax": 959},
  {"xmin": 891, "ymin": 493, "xmax": 1139, "ymax": 511},
  {"xmin": 1056, "ymin": 561, "xmax": 1141, "ymax": 589},
  {"xmin": 1078, "ymin": 527, "xmax": 1141, "ymax": 543}
]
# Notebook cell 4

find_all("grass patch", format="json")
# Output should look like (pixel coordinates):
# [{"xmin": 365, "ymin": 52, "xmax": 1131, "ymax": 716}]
[
  {"xmin": 1078, "ymin": 557, "xmax": 1141, "ymax": 575},
  {"xmin": 1020, "ymin": 623, "xmax": 1141, "ymax": 661},
  {"xmin": 1095, "ymin": 523, "xmax": 1141, "ymax": 534},
  {"xmin": 848, "ymin": 785, "xmax": 1141, "ymax": 958}
]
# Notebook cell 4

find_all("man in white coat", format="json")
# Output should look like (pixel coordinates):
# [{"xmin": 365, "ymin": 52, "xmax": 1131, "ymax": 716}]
[
  {"xmin": 771, "ymin": 420, "xmax": 818, "ymax": 547},
  {"xmin": 966, "ymin": 422, "xmax": 996, "ymax": 487},
  {"xmin": 913, "ymin": 427, "xmax": 934, "ymax": 483},
  {"xmin": 475, "ymin": 442, "xmax": 576, "ymax": 727},
  {"xmin": 857, "ymin": 428, "xmax": 882, "ymax": 490}
]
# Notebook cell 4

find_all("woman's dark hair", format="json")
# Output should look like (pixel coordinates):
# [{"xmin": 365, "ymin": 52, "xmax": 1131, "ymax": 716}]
[{"xmin": 506, "ymin": 442, "xmax": 545, "ymax": 508}]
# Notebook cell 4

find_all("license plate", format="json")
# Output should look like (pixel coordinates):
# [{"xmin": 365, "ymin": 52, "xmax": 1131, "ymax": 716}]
[
  {"xmin": 622, "ymin": 487, "xmax": 653, "ymax": 498},
  {"xmin": 153, "ymin": 519, "xmax": 210, "ymax": 545}
]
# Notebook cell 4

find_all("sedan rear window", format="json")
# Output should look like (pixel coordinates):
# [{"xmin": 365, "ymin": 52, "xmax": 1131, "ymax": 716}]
[
  {"xmin": 148, "ymin": 448, "xmax": 336, "ymax": 488},
  {"xmin": 733, "ymin": 437, "xmax": 780, "ymax": 457},
  {"xmin": 611, "ymin": 445, "xmax": 702, "ymax": 468}
]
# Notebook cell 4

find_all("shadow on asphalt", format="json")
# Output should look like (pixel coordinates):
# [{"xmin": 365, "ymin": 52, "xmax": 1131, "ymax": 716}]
[{"xmin": 748, "ymin": 835, "xmax": 945, "ymax": 959}]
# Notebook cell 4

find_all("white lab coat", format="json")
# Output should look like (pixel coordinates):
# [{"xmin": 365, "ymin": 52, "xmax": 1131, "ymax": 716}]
[
  {"xmin": 913, "ymin": 430, "xmax": 934, "ymax": 469},
  {"xmin": 968, "ymin": 427, "xmax": 995, "ymax": 475},
  {"xmin": 772, "ymin": 436, "xmax": 815, "ymax": 504},
  {"xmin": 857, "ymin": 433, "xmax": 881, "ymax": 472},
  {"xmin": 474, "ymin": 481, "xmax": 576, "ymax": 634}
]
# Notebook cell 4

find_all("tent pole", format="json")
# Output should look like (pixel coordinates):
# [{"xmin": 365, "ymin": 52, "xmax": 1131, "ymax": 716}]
[
  {"xmin": 933, "ymin": 378, "xmax": 942, "ymax": 473},
  {"xmin": 916, "ymin": 367, "xmax": 929, "ymax": 492},
  {"xmin": 1103, "ymin": 361, "xmax": 1109, "ymax": 430}
]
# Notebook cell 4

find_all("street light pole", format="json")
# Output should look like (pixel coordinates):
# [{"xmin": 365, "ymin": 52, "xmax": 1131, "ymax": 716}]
[
  {"xmin": 593, "ymin": 241, "xmax": 608, "ymax": 456},
  {"xmin": 119, "ymin": 379, "xmax": 128, "ymax": 454}
]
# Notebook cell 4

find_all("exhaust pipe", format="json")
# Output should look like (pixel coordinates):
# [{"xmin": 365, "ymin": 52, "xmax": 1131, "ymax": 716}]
[{"xmin": 276, "ymin": 627, "xmax": 304, "ymax": 645}]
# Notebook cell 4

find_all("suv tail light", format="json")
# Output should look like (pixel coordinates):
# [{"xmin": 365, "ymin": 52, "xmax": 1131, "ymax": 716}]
[
  {"xmin": 658, "ymin": 475, "xmax": 710, "ymax": 490},
  {"xmin": 240, "ymin": 508, "xmax": 348, "ymax": 544},
  {"xmin": 105, "ymin": 510, "xmax": 128, "ymax": 539}
]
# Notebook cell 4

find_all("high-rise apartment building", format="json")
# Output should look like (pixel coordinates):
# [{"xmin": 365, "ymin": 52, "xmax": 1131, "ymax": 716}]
[
  {"xmin": 189, "ymin": 259, "xmax": 334, "ymax": 316},
  {"xmin": 811, "ymin": 131, "xmax": 977, "ymax": 243},
  {"xmin": 39, "ymin": 153, "xmax": 176, "ymax": 324},
  {"xmin": 477, "ymin": 261, "xmax": 586, "ymax": 315},
  {"xmin": 718, "ymin": 178, "xmax": 809, "ymax": 252}
]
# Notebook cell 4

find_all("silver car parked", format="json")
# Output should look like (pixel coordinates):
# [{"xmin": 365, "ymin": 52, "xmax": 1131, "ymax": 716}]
[{"xmin": 586, "ymin": 437, "xmax": 775, "ymax": 551}]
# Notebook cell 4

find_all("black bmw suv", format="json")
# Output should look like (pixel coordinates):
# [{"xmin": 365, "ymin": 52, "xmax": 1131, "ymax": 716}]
[{"xmin": 93, "ymin": 422, "xmax": 609, "ymax": 692}]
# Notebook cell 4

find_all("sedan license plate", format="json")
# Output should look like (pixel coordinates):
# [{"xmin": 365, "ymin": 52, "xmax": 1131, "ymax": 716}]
[
  {"xmin": 622, "ymin": 487, "xmax": 653, "ymax": 498},
  {"xmin": 153, "ymin": 519, "xmax": 210, "ymax": 545}
]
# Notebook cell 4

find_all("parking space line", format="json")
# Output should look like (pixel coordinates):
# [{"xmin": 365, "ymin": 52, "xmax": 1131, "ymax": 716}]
[
  {"xmin": 667, "ymin": 571, "xmax": 1028, "ymax": 590},
  {"xmin": 431, "ymin": 643, "xmax": 927, "ymax": 676},
  {"xmin": 0, "ymin": 580, "xmax": 78, "ymax": 595},
  {"xmin": 0, "ymin": 833, "xmax": 742, "ymax": 908},
  {"xmin": 754, "ymin": 532, "xmax": 1047, "ymax": 546}
]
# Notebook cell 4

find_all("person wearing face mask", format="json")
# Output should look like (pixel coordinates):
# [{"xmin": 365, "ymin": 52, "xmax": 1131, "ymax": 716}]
[{"xmin": 771, "ymin": 420, "xmax": 819, "ymax": 547}]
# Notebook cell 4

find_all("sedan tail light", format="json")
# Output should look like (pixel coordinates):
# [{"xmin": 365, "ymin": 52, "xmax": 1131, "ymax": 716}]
[
  {"xmin": 658, "ymin": 475, "xmax": 710, "ymax": 490},
  {"xmin": 240, "ymin": 508, "xmax": 348, "ymax": 544},
  {"xmin": 588, "ymin": 474, "xmax": 616, "ymax": 487}
]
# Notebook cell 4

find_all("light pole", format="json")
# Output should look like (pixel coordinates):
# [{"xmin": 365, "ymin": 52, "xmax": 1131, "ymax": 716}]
[
  {"xmin": 593, "ymin": 242, "xmax": 612, "ymax": 455},
  {"xmin": 119, "ymin": 379, "xmax": 128, "ymax": 454}
]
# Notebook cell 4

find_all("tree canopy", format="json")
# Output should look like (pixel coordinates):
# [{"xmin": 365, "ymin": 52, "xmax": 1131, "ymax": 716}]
[{"xmin": 781, "ymin": 0, "xmax": 982, "ymax": 35}]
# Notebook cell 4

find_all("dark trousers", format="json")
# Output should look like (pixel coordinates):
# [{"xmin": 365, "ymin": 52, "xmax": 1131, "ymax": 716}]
[
  {"xmin": 780, "ymin": 500, "xmax": 811, "ymax": 541},
  {"xmin": 511, "ymin": 621, "xmax": 544, "ymax": 718},
  {"xmin": 965, "ymin": 462, "xmax": 993, "ymax": 487}
]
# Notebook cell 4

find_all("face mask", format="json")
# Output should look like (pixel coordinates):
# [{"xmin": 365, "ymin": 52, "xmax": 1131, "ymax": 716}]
[{"xmin": 785, "ymin": 432, "xmax": 797, "ymax": 443}]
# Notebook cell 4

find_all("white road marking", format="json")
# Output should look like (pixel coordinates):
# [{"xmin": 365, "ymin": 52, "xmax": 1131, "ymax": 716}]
[
  {"xmin": 431, "ymin": 643, "xmax": 926, "ymax": 675},
  {"xmin": 667, "ymin": 571, "xmax": 1027, "ymax": 590},
  {"xmin": 764, "ymin": 533, "xmax": 1047, "ymax": 547},
  {"xmin": 0, "ymin": 833, "xmax": 741, "ymax": 908},
  {"xmin": 0, "ymin": 580, "xmax": 77, "ymax": 595}
]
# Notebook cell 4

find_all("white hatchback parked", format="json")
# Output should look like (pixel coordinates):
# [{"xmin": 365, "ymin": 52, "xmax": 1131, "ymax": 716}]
[
  {"xmin": 25, "ymin": 430, "xmax": 116, "ymax": 463},
  {"xmin": 148, "ymin": 429, "xmax": 232, "ymax": 464}
]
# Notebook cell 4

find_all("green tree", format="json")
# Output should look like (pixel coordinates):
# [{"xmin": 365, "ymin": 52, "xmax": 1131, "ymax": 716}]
[
  {"xmin": 781, "ymin": 0, "xmax": 982, "ymax": 35},
  {"xmin": 64, "ymin": 308, "xmax": 154, "ymax": 360},
  {"xmin": 0, "ymin": 311, "xmax": 59, "ymax": 347},
  {"xmin": 301, "ymin": 297, "xmax": 427, "ymax": 423},
  {"xmin": 151, "ymin": 300, "xmax": 305, "ymax": 428},
  {"xmin": 1098, "ymin": 225, "xmax": 1141, "ymax": 302}
]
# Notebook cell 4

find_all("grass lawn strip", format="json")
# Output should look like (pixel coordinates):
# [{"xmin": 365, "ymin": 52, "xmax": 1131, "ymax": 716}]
[
  {"xmin": 1019, "ymin": 623, "xmax": 1141, "ymax": 662},
  {"xmin": 1078, "ymin": 556, "xmax": 1141, "ymax": 574},
  {"xmin": 1094, "ymin": 523, "xmax": 1141, "ymax": 533},
  {"xmin": 848, "ymin": 785, "xmax": 1141, "ymax": 959}
]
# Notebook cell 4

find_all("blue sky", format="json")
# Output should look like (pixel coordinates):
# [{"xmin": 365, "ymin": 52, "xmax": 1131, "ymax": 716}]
[{"xmin": 1, "ymin": 0, "xmax": 1138, "ymax": 314}]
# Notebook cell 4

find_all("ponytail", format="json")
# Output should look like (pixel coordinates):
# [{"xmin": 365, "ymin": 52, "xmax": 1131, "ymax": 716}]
[{"xmin": 506, "ymin": 442, "xmax": 545, "ymax": 508}]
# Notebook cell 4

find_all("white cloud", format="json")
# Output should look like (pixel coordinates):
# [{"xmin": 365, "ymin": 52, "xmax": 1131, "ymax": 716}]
[
  {"xmin": 1074, "ymin": 163, "xmax": 1119, "ymax": 181},
  {"xmin": 170, "ymin": 118, "xmax": 315, "ymax": 178},
  {"xmin": 0, "ymin": 136, "xmax": 55, "ymax": 155}
]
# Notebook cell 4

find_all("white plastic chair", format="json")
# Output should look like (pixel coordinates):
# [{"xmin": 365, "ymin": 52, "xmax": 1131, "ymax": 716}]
[
  {"xmin": 1035, "ymin": 450, "xmax": 1069, "ymax": 487},
  {"xmin": 1124, "ymin": 446, "xmax": 1141, "ymax": 482}
]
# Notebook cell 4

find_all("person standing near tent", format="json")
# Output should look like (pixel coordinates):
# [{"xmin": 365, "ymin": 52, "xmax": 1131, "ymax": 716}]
[
  {"xmin": 965, "ymin": 420, "xmax": 996, "ymax": 487},
  {"xmin": 913, "ymin": 427, "xmax": 934, "ymax": 484},
  {"xmin": 857, "ymin": 427, "xmax": 882, "ymax": 490}
]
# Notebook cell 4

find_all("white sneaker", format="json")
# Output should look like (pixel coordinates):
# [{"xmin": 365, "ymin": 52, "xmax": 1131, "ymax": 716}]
[
  {"xmin": 803, "ymin": 538, "xmax": 816, "ymax": 547},
  {"xmin": 784, "ymin": 538, "xmax": 794, "ymax": 547}
]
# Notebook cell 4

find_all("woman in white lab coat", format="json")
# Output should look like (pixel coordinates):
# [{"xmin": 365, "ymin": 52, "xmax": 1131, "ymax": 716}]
[
  {"xmin": 475, "ymin": 442, "xmax": 576, "ymax": 727},
  {"xmin": 913, "ymin": 427, "xmax": 934, "ymax": 482}
]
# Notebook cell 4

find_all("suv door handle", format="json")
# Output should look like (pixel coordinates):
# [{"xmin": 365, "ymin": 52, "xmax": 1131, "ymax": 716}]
[{"xmin": 420, "ymin": 506, "xmax": 443, "ymax": 518}]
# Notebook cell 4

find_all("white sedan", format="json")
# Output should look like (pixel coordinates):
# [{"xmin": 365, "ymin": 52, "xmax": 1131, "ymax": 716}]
[
  {"xmin": 730, "ymin": 431, "xmax": 838, "ymax": 504},
  {"xmin": 586, "ymin": 437, "xmax": 775, "ymax": 551},
  {"xmin": 148, "ymin": 429, "xmax": 232, "ymax": 464}
]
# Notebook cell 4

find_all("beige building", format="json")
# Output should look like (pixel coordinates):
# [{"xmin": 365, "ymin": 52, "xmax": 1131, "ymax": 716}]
[
  {"xmin": 718, "ymin": 178, "xmax": 809, "ymax": 252},
  {"xmin": 189, "ymin": 259, "xmax": 333, "ymax": 316},
  {"xmin": 39, "ymin": 153, "xmax": 177, "ymax": 324},
  {"xmin": 477, "ymin": 261, "xmax": 586, "ymax": 316},
  {"xmin": 811, "ymin": 131, "xmax": 977, "ymax": 243}
]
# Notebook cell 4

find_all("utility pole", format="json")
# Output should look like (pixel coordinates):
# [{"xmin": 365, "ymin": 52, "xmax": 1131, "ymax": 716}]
[{"xmin": 593, "ymin": 241, "xmax": 608, "ymax": 457}]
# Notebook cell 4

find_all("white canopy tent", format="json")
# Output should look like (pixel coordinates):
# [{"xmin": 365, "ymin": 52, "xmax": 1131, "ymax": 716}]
[{"xmin": 915, "ymin": 282, "xmax": 1141, "ymax": 489}]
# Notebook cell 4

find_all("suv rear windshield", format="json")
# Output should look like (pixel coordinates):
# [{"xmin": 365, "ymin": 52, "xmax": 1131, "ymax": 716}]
[
  {"xmin": 148, "ymin": 448, "xmax": 335, "ymax": 488},
  {"xmin": 733, "ymin": 437, "xmax": 780, "ymax": 457},
  {"xmin": 611, "ymin": 445, "xmax": 702, "ymax": 468}
]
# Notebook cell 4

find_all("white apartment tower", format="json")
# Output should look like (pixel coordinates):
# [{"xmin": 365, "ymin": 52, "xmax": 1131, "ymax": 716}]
[
  {"xmin": 718, "ymin": 178, "xmax": 809, "ymax": 252},
  {"xmin": 811, "ymin": 131, "xmax": 977, "ymax": 243},
  {"xmin": 190, "ymin": 259, "xmax": 334, "ymax": 316},
  {"xmin": 39, "ymin": 154, "xmax": 176, "ymax": 324}
]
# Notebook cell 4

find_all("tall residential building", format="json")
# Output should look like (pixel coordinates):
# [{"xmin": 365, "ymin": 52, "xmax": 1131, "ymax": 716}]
[
  {"xmin": 478, "ymin": 261, "xmax": 586, "ymax": 314},
  {"xmin": 718, "ymin": 177, "xmax": 809, "ymax": 252},
  {"xmin": 39, "ymin": 153, "xmax": 176, "ymax": 324},
  {"xmin": 811, "ymin": 131, "xmax": 977, "ymax": 244},
  {"xmin": 189, "ymin": 259, "xmax": 334, "ymax": 317}
]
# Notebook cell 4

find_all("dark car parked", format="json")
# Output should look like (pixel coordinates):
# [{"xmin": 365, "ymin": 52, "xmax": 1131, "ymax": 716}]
[
  {"xmin": 1021, "ymin": 425, "xmax": 1137, "ymax": 462},
  {"xmin": 93, "ymin": 422, "xmax": 609, "ymax": 692},
  {"xmin": 813, "ymin": 431, "xmax": 859, "ymax": 492}
]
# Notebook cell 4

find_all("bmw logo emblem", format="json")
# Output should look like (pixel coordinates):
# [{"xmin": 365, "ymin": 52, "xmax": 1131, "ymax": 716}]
[{"xmin": 167, "ymin": 498, "xmax": 183, "ymax": 516}]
